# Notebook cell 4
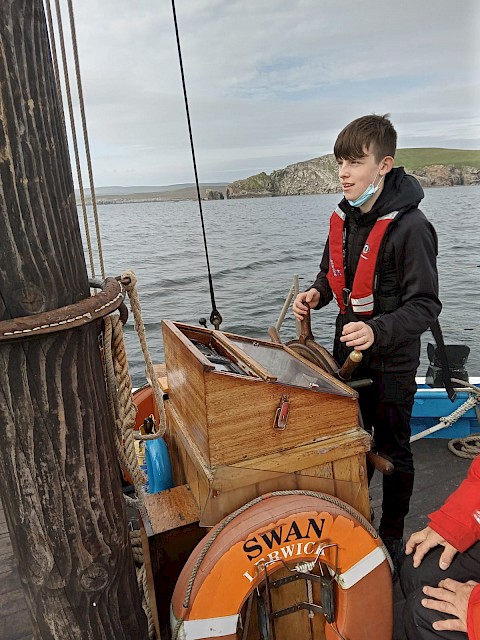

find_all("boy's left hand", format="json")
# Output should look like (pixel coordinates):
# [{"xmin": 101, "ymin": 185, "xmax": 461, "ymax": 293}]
[{"xmin": 340, "ymin": 322, "xmax": 374, "ymax": 350}]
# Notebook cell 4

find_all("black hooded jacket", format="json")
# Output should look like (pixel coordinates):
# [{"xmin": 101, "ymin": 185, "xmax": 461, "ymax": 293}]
[{"xmin": 312, "ymin": 167, "xmax": 441, "ymax": 374}]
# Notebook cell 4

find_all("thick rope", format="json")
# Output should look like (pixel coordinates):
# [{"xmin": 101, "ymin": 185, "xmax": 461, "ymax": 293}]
[
  {"xmin": 104, "ymin": 309, "xmax": 161, "ymax": 636},
  {"xmin": 449, "ymin": 435, "xmax": 480, "ymax": 459},
  {"xmin": 104, "ymin": 314, "xmax": 147, "ymax": 488},
  {"xmin": 411, "ymin": 380, "xmax": 480, "ymax": 444},
  {"xmin": 121, "ymin": 271, "xmax": 167, "ymax": 438},
  {"xmin": 447, "ymin": 379, "xmax": 480, "ymax": 459},
  {"xmin": 171, "ymin": 489, "xmax": 390, "ymax": 640},
  {"xmin": 104, "ymin": 317, "xmax": 146, "ymax": 488},
  {"xmin": 441, "ymin": 396, "xmax": 478, "ymax": 427},
  {"xmin": 130, "ymin": 530, "xmax": 156, "ymax": 640}
]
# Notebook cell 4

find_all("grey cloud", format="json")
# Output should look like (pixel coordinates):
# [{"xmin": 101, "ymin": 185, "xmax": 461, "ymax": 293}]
[{"xmin": 55, "ymin": 0, "xmax": 479, "ymax": 185}]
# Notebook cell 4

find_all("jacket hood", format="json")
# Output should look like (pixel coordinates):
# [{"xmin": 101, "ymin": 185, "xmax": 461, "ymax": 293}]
[{"xmin": 339, "ymin": 167, "xmax": 424, "ymax": 222}]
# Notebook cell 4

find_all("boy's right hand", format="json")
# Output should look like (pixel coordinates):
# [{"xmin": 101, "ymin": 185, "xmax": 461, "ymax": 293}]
[{"xmin": 292, "ymin": 289, "xmax": 320, "ymax": 321}]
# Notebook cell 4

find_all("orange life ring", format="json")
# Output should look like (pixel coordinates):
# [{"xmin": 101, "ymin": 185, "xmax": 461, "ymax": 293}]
[{"xmin": 171, "ymin": 492, "xmax": 392, "ymax": 640}]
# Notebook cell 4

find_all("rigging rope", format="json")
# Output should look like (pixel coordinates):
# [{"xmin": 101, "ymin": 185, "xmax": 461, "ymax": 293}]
[
  {"xmin": 66, "ymin": 0, "xmax": 105, "ymax": 279},
  {"xmin": 50, "ymin": 0, "xmax": 96, "ymax": 278},
  {"xmin": 48, "ymin": 0, "xmax": 105, "ymax": 280},
  {"xmin": 170, "ymin": 0, "xmax": 222, "ymax": 329}
]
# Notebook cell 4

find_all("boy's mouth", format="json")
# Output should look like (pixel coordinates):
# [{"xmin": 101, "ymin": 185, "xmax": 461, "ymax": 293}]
[{"xmin": 342, "ymin": 182, "xmax": 354, "ymax": 190}]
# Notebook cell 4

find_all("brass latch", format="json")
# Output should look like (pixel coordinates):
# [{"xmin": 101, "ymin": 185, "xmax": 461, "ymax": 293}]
[{"xmin": 273, "ymin": 394, "xmax": 290, "ymax": 430}]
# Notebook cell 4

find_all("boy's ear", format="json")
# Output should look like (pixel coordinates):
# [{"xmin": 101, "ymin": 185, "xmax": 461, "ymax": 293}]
[{"xmin": 380, "ymin": 156, "xmax": 394, "ymax": 174}]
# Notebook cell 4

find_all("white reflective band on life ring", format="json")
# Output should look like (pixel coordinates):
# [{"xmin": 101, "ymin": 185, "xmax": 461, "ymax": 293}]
[
  {"xmin": 335, "ymin": 546, "xmax": 387, "ymax": 589},
  {"xmin": 171, "ymin": 610, "xmax": 240, "ymax": 639}
]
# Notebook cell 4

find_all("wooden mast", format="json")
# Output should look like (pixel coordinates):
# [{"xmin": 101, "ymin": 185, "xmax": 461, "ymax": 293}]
[{"xmin": 0, "ymin": 2, "xmax": 147, "ymax": 638}]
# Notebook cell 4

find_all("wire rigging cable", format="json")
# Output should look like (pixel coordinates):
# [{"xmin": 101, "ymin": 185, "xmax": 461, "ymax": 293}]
[
  {"xmin": 46, "ymin": 0, "xmax": 105, "ymax": 280},
  {"xmin": 170, "ymin": 0, "xmax": 222, "ymax": 330}
]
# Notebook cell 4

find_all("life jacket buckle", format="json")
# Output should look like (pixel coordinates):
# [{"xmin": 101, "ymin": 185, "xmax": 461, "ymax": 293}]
[{"xmin": 342, "ymin": 288, "xmax": 351, "ymax": 307}]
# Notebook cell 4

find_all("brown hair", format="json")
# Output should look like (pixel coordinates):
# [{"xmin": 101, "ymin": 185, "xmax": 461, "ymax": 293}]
[{"xmin": 334, "ymin": 114, "xmax": 397, "ymax": 162}]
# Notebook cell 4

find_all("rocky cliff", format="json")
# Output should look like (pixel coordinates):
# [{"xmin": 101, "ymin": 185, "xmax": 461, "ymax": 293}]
[
  {"xmin": 410, "ymin": 164, "xmax": 480, "ymax": 188},
  {"xmin": 226, "ymin": 154, "xmax": 480, "ymax": 199}
]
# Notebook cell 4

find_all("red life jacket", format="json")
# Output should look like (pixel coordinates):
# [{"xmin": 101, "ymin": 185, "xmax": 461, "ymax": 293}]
[{"xmin": 326, "ymin": 207, "xmax": 399, "ymax": 316}]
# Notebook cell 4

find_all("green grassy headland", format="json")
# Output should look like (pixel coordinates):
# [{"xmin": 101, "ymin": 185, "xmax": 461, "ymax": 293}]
[{"xmin": 395, "ymin": 148, "xmax": 480, "ymax": 170}]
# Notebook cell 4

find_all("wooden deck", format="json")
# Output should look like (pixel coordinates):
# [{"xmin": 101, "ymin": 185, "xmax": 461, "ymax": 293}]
[{"xmin": 0, "ymin": 438, "xmax": 473, "ymax": 640}]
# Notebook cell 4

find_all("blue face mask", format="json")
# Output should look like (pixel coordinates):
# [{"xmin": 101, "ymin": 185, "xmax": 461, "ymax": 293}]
[{"xmin": 346, "ymin": 169, "xmax": 384, "ymax": 207}]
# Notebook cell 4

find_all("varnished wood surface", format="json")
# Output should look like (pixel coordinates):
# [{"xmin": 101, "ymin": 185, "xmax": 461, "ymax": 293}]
[{"xmin": 163, "ymin": 320, "xmax": 360, "ymax": 468}]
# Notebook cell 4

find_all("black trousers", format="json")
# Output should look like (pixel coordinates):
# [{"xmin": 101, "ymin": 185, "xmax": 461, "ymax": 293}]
[
  {"xmin": 400, "ymin": 541, "xmax": 480, "ymax": 639},
  {"xmin": 358, "ymin": 369, "xmax": 417, "ymax": 539}
]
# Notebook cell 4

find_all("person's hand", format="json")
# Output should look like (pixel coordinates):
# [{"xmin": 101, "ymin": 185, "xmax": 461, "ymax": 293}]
[
  {"xmin": 405, "ymin": 526, "xmax": 458, "ymax": 569},
  {"xmin": 292, "ymin": 289, "xmax": 320, "ymax": 321},
  {"xmin": 421, "ymin": 579, "xmax": 478, "ymax": 633},
  {"xmin": 339, "ymin": 322, "xmax": 374, "ymax": 350}
]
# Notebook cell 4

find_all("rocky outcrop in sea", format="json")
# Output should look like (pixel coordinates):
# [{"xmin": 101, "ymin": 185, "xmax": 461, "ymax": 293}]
[
  {"xmin": 226, "ymin": 154, "xmax": 480, "ymax": 199},
  {"xmin": 204, "ymin": 189, "xmax": 224, "ymax": 200}
]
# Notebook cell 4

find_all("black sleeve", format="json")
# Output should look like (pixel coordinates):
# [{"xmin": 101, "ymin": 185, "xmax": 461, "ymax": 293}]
[
  {"xmin": 366, "ymin": 216, "xmax": 441, "ymax": 350},
  {"xmin": 311, "ymin": 238, "xmax": 334, "ymax": 309}
]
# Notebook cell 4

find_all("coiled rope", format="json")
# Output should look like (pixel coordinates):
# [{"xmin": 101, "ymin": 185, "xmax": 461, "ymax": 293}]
[
  {"xmin": 446, "ymin": 378, "xmax": 480, "ymax": 458},
  {"xmin": 447, "ymin": 379, "xmax": 480, "ymax": 459}
]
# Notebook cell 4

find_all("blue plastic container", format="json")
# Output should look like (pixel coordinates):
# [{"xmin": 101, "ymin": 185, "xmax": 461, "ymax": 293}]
[{"xmin": 145, "ymin": 438, "xmax": 174, "ymax": 494}]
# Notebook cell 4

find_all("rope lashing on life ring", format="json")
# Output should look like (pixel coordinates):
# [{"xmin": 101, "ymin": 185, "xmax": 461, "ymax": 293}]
[{"xmin": 171, "ymin": 491, "xmax": 393, "ymax": 640}]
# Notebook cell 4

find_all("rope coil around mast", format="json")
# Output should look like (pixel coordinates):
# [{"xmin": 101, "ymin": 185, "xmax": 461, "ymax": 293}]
[{"xmin": 170, "ymin": 0, "xmax": 222, "ymax": 329}]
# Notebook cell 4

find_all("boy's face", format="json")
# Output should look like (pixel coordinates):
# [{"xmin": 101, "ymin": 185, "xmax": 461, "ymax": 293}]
[{"xmin": 336, "ymin": 145, "xmax": 386, "ymax": 202}]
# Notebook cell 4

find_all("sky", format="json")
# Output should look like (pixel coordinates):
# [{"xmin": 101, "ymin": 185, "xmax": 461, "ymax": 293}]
[{"xmin": 52, "ymin": 0, "xmax": 480, "ymax": 187}]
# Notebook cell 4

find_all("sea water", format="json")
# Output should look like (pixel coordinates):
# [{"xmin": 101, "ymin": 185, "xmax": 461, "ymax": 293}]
[{"xmin": 81, "ymin": 185, "xmax": 480, "ymax": 387}]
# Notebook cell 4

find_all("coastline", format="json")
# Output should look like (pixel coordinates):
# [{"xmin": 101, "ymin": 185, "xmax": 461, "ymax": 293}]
[{"xmin": 77, "ymin": 181, "xmax": 478, "ymax": 206}]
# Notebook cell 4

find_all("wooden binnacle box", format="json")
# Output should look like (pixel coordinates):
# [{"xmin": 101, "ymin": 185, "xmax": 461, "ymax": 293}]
[{"xmin": 162, "ymin": 320, "xmax": 361, "ymax": 469}]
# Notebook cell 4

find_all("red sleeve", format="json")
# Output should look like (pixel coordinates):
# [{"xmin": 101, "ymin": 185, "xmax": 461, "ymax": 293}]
[
  {"xmin": 428, "ymin": 457, "xmax": 480, "ymax": 552},
  {"xmin": 468, "ymin": 584, "xmax": 480, "ymax": 640}
]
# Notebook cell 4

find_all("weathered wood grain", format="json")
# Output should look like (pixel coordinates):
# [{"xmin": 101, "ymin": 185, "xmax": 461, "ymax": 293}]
[{"xmin": 0, "ymin": 3, "xmax": 146, "ymax": 638}]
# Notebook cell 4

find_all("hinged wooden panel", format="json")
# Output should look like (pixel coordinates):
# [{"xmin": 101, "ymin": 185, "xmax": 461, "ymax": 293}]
[{"xmin": 204, "ymin": 370, "xmax": 359, "ymax": 466}]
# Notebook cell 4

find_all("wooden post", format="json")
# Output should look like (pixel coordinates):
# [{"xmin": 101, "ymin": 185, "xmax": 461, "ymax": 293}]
[{"xmin": 0, "ymin": 2, "xmax": 147, "ymax": 638}]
